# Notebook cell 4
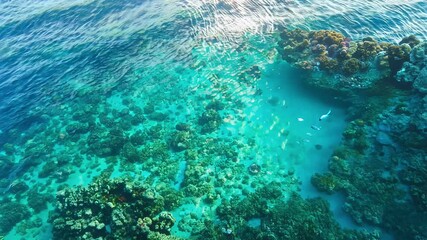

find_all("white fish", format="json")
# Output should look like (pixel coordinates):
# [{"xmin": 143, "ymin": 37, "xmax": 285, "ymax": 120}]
[
  {"xmin": 319, "ymin": 109, "xmax": 331, "ymax": 121},
  {"xmin": 282, "ymin": 100, "xmax": 287, "ymax": 107},
  {"xmin": 280, "ymin": 139, "xmax": 288, "ymax": 150},
  {"xmin": 297, "ymin": 117, "xmax": 304, "ymax": 122},
  {"xmin": 269, "ymin": 115, "xmax": 280, "ymax": 131}
]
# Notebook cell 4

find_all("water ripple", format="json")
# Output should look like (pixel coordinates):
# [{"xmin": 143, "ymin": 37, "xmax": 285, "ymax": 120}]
[
  {"xmin": 0, "ymin": 0, "xmax": 426, "ymax": 136},
  {"xmin": 183, "ymin": 0, "xmax": 426, "ymax": 42}
]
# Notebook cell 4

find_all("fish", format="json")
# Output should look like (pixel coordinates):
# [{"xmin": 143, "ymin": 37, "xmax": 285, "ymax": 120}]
[
  {"xmin": 311, "ymin": 125, "xmax": 321, "ymax": 130},
  {"xmin": 269, "ymin": 115, "xmax": 280, "ymax": 131},
  {"xmin": 319, "ymin": 109, "xmax": 331, "ymax": 121},
  {"xmin": 297, "ymin": 117, "xmax": 304, "ymax": 122},
  {"xmin": 278, "ymin": 128, "xmax": 287, "ymax": 137},
  {"xmin": 280, "ymin": 139, "xmax": 288, "ymax": 150},
  {"xmin": 282, "ymin": 100, "xmax": 287, "ymax": 107}
]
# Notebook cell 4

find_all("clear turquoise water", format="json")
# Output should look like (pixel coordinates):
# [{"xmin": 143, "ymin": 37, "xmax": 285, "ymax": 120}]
[{"xmin": 0, "ymin": 0, "xmax": 426, "ymax": 239}]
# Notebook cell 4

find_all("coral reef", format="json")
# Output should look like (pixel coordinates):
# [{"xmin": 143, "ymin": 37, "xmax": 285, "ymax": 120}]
[
  {"xmin": 291, "ymin": 32, "xmax": 427, "ymax": 239},
  {"xmin": 122, "ymin": 142, "xmax": 142, "ymax": 162},
  {"xmin": 312, "ymin": 93, "xmax": 427, "ymax": 238},
  {"xmin": 198, "ymin": 109, "xmax": 222, "ymax": 134},
  {"xmin": 27, "ymin": 186, "xmax": 52, "ymax": 213},
  {"xmin": 278, "ymin": 29, "xmax": 422, "ymax": 92},
  {"xmin": 169, "ymin": 131, "xmax": 192, "ymax": 152},
  {"xmin": 50, "ymin": 178, "xmax": 175, "ymax": 239},
  {"xmin": 198, "ymin": 189, "xmax": 379, "ymax": 240},
  {"xmin": 396, "ymin": 42, "xmax": 427, "ymax": 92},
  {"xmin": 387, "ymin": 44, "xmax": 411, "ymax": 75},
  {"xmin": 0, "ymin": 201, "xmax": 30, "ymax": 235},
  {"xmin": 311, "ymin": 172, "xmax": 340, "ymax": 194}
]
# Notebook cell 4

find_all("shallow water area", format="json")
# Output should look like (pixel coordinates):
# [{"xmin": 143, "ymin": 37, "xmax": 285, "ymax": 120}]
[{"xmin": 250, "ymin": 62, "xmax": 361, "ymax": 227}]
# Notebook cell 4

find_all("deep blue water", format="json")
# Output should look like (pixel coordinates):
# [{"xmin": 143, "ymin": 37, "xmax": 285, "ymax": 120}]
[{"xmin": 0, "ymin": 0, "xmax": 426, "ymax": 239}]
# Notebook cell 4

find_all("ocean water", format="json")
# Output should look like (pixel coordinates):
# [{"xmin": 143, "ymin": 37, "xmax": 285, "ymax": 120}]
[{"xmin": 0, "ymin": 0, "xmax": 426, "ymax": 239}]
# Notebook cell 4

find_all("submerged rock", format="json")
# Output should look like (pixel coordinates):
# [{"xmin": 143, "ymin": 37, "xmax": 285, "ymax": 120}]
[
  {"xmin": 376, "ymin": 131, "xmax": 394, "ymax": 145},
  {"xmin": 413, "ymin": 67, "xmax": 427, "ymax": 93}
]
